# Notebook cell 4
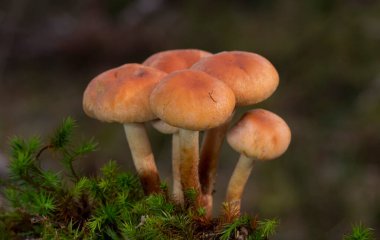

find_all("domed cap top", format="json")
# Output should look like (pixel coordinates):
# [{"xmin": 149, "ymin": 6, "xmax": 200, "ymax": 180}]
[
  {"xmin": 150, "ymin": 70, "xmax": 236, "ymax": 130},
  {"xmin": 227, "ymin": 109, "xmax": 291, "ymax": 160},
  {"xmin": 83, "ymin": 64, "xmax": 167, "ymax": 123},
  {"xmin": 191, "ymin": 51, "xmax": 279, "ymax": 106},
  {"xmin": 143, "ymin": 49, "xmax": 212, "ymax": 73}
]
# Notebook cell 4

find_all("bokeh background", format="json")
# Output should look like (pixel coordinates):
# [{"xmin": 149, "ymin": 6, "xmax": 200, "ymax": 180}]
[{"xmin": 1, "ymin": 0, "xmax": 379, "ymax": 239}]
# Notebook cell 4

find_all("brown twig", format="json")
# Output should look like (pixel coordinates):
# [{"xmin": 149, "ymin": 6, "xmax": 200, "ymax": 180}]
[{"xmin": 35, "ymin": 144, "xmax": 53, "ymax": 160}]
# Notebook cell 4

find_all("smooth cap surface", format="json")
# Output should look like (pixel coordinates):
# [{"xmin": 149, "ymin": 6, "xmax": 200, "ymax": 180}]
[
  {"xmin": 143, "ymin": 49, "xmax": 212, "ymax": 73},
  {"xmin": 83, "ymin": 63, "xmax": 167, "ymax": 123},
  {"xmin": 227, "ymin": 109, "xmax": 291, "ymax": 160},
  {"xmin": 150, "ymin": 70, "xmax": 236, "ymax": 130},
  {"xmin": 191, "ymin": 51, "xmax": 279, "ymax": 106}
]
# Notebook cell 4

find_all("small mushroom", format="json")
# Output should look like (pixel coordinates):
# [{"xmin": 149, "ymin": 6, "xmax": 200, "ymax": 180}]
[
  {"xmin": 83, "ymin": 64, "xmax": 167, "ymax": 195},
  {"xmin": 192, "ymin": 51, "xmax": 279, "ymax": 216},
  {"xmin": 145, "ymin": 49, "xmax": 211, "ymax": 205},
  {"xmin": 150, "ymin": 70, "xmax": 235, "ymax": 207},
  {"xmin": 225, "ymin": 109, "xmax": 291, "ymax": 214}
]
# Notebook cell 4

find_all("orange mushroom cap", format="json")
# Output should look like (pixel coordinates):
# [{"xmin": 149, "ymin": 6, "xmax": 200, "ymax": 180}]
[
  {"xmin": 83, "ymin": 63, "xmax": 167, "ymax": 123},
  {"xmin": 150, "ymin": 70, "xmax": 236, "ymax": 130},
  {"xmin": 143, "ymin": 49, "xmax": 212, "ymax": 73},
  {"xmin": 227, "ymin": 109, "xmax": 291, "ymax": 160},
  {"xmin": 191, "ymin": 51, "xmax": 279, "ymax": 106}
]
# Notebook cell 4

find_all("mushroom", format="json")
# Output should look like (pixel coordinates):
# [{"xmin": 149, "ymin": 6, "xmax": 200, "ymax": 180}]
[
  {"xmin": 150, "ymin": 70, "xmax": 235, "ymax": 207},
  {"xmin": 83, "ymin": 63, "xmax": 167, "ymax": 195},
  {"xmin": 144, "ymin": 49, "xmax": 212, "ymax": 205},
  {"xmin": 143, "ymin": 49, "xmax": 212, "ymax": 73},
  {"xmin": 191, "ymin": 51, "xmax": 279, "ymax": 216},
  {"xmin": 225, "ymin": 109, "xmax": 291, "ymax": 214},
  {"xmin": 192, "ymin": 51, "xmax": 279, "ymax": 105},
  {"xmin": 150, "ymin": 120, "xmax": 183, "ymax": 205}
]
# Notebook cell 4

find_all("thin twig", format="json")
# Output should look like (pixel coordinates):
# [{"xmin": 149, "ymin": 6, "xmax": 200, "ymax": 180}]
[
  {"xmin": 61, "ymin": 148, "xmax": 80, "ymax": 181},
  {"xmin": 36, "ymin": 144, "xmax": 53, "ymax": 160}
]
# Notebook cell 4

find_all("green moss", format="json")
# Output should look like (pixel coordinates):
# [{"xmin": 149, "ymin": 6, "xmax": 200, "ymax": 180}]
[
  {"xmin": 343, "ymin": 223, "xmax": 375, "ymax": 240},
  {"xmin": 0, "ymin": 118, "xmax": 374, "ymax": 239}
]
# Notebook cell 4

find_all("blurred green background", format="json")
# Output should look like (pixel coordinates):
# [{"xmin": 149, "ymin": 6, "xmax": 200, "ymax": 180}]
[{"xmin": 0, "ymin": 0, "xmax": 379, "ymax": 239}]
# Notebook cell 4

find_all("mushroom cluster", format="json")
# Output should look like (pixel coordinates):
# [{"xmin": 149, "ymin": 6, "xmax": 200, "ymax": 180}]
[{"xmin": 83, "ymin": 49, "xmax": 291, "ymax": 219}]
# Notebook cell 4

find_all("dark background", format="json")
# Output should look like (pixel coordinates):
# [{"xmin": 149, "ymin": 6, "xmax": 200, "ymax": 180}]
[{"xmin": 0, "ymin": 0, "xmax": 379, "ymax": 239}]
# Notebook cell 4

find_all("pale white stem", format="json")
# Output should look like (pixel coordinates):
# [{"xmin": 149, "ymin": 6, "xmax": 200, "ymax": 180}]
[
  {"xmin": 225, "ymin": 154, "xmax": 255, "ymax": 213},
  {"xmin": 151, "ymin": 120, "xmax": 183, "ymax": 204},
  {"xmin": 171, "ymin": 133, "xmax": 183, "ymax": 205},
  {"xmin": 123, "ymin": 123, "xmax": 161, "ymax": 194}
]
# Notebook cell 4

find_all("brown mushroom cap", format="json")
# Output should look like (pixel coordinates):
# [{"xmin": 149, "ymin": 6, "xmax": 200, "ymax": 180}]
[
  {"xmin": 150, "ymin": 70, "xmax": 236, "ymax": 130},
  {"xmin": 143, "ymin": 49, "xmax": 212, "ymax": 73},
  {"xmin": 227, "ymin": 109, "xmax": 291, "ymax": 160},
  {"xmin": 83, "ymin": 63, "xmax": 167, "ymax": 123},
  {"xmin": 191, "ymin": 51, "xmax": 279, "ymax": 106}
]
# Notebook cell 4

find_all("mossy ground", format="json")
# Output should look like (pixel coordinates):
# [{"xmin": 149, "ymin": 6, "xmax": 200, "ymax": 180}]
[
  {"xmin": 0, "ymin": 118, "xmax": 278, "ymax": 240},
  {"xmin": 0, "ymin": 118, "xmax": 374, "ymax": 239}
]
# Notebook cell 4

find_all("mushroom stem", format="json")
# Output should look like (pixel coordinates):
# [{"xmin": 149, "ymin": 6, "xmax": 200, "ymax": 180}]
[
  {"xmin": 172, "ymin": 133, "xmax": 183, "ymax": 205},
  {"xmin": 123, "ymin": 123, "xmax": 161, "ymax": 195},
  {"xmin": 225, "ymin": 154, "xmax": 255, "ymax": 213},
  {"xmin": 179, "ymin": 129, "xmax": 201, "ymax": 206},
  {"xmin": 151, "ymin": 119, "xmax": 182, "ymax": 204},
  {"xmin": 199, "ymin": 116, "xmax": 232, "ymax": 218}
]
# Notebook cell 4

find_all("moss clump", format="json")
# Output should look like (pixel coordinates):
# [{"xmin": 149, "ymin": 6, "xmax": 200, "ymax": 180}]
[
  {"xmin": 0, "ymin": 118, "xmax": 373, "ymax": 239},
  {"xmin": 0, "ymin": 118, "xmax": 278, "ymax": 239},
  {"xmin": 343, "ymin": 224, "xmax": 375, "ymax": 240}
]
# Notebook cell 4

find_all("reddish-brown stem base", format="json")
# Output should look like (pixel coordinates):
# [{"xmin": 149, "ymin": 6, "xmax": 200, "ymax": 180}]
[
  {"xmin": 199, "ymin": 117, "xmax": 232, "ymax": 218},
  {"xmin": 124, "ymin": 123, "xmax": 162, "ymax": 195}
]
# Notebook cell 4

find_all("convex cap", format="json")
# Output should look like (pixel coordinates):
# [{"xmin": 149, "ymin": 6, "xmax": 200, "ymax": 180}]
[
  {"xmin": 191, "ymin": 51, "xmax": 279, "ymax": 106},
  {"xmin": 83, "ymin": 64, "xmax": 167, "ymax": 123},
  {"xmin": 227, "ymin": 109, "xmax": 291, "ymax": 160},
  {"xmin": 150, "ymin": 70, "xmax": 236, "ymax": 130},
  {"xmin": 143, "ymin": 49, "xmax": 212, "ymax": 73}
]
